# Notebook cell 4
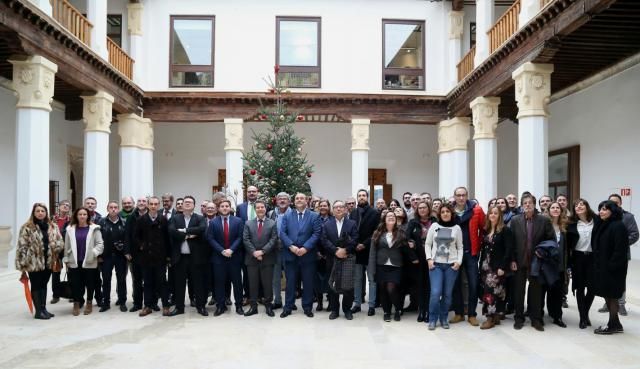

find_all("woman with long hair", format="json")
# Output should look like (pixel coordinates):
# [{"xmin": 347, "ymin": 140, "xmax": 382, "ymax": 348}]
[
  {"xmin": 425, "ymin": 203, "xmax": 463, "ymax": 330},
  {"xmin": 63, "ymin": 207, "xmax": 104, "ymax": 316},
  {"xmin": 543, "ymin": 202, "xmax": 569, "ymax": 327},
  {"xmin": 567, "ymin": 198, "xmax": 596, "ymax": 329},
  {"xmin": 393, "ymin": 207, "xmax": 408, "ymax": 231},
  {"xmin": 15, "ymin": 203, "xmax": 64, "ymax": 319},
  {"xmin": 388, "ymin": 199, "xmax": 401, "ymax": 211},
  {"xmin": 368, "ymin": 211, "xmax": 418, "ymax": 322},
  {"xmin": 478, "ymin": 206, "xmax": 513, "ymax": 329},
  {"xmin": 405, "ymin": 201, "xmax": 435, "ymax": 322}
]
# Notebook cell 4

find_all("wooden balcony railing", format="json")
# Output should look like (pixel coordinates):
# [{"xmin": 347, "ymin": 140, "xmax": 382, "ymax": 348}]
[
  {"xmin": 540, "ymin": 0, "xmax": 553, "ymax": 8},
  {"xmin": 488, "ymin": 0, "xmax": 521, "ymax": 53},
  {"xmin": 107, "ymin": 37, "xmax": 134, "ymax": 79},
  {"xmin": 50, "ymin": 0, "xmax": 92, "ymax": 45},
  {"xmin": 457, "ymin": 46, "xmax": 476, "ymax": 82}
]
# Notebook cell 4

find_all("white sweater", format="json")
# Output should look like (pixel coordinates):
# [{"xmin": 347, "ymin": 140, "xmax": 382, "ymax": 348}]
[{"xmin": 424, "ymin": 223, "xmax": 463, "ymax": 265}]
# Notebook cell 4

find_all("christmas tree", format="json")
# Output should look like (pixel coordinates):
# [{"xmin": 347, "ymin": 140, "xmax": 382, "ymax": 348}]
[{"xmin": 243, "ymin": 66, "xmax": 314, "ymax": 203}]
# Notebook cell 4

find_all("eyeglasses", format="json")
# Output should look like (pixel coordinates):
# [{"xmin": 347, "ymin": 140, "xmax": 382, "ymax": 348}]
[{"xmin": 346, "ymin": 202, "xmax": 355, "ymax": 205}]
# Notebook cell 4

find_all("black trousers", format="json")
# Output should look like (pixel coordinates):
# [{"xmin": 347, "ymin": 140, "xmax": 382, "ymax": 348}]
[
  {"xmin": 29, "ymin": 269, "xmax": 52, "ymax": 292},
  {"xmin": 130, "ymin": 261, "xmax": 143, "ymax": 307},
  {"xmin": 542, "ymin": 272, "xmax": 564, "ymax": 320},
  {"xmin": 142, "ymin": 265, "xmax": 169, "ymax": 308},
  {"xmin": 514, "ymin": 267, "xmax": 543, "ymax": 323},
  {"xmin": 100, "ymin": 253, "xmax": 128, "ymax": 304},
  {"xmin": 405, "ymin": 262, "xmax": 429, "ymax": 313},
  {"xmin": 328, "ymin": 289, "xmax": 354, "ymax": 314},
  {"xmin": 167, "ymin": 264, "xmax": 176, "ymax": 300},
  {"xmin": 214, "ymin": 261, "xmax": 243, "ymax": 309},
  {"xmin": 174, "ymin": 255, "xmax": 210, "ymax": 310},
  {"xmin": 247, "ymin": 262, "xmax": 274, "ymax": 304},
  {"xmin": 69, "ymin": 267, "xmax": 98, "ymax": 304}
]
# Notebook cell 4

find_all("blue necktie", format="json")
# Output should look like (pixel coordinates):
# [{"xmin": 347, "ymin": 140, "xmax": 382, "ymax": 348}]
[{"xmin": 298, "ymin": 212, "xmax": 303, "ymax": 224}]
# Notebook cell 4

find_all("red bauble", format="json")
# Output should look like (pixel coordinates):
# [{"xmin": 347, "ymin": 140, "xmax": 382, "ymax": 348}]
[
  {"xmin": 259, "ymin": 114, "xmax": 267, "ymax": 120},
  {"xmin": 249, "ymin": 169, "xmax": 257, "ymax": 175},
  {"xmin": 274, "ymin": 65, "xmax": 280, "ymax": 75},
  {"xmin": 258, "ymin": 175, "xmax": 264, "ymax": 179},
  {"xmin": 266, "ymin": 144, "xmax": 273, "ymax": 150},
  {"xmin": 306, "ymin": 172, "xmax": 312, "ymax": 178},
  {"xmin": 296, "ymin": 115, "xmax": 304, "ymax": 121},
  {"xmin": 278, "ymin": 168, "xmax": 284, "ymax": 174}
]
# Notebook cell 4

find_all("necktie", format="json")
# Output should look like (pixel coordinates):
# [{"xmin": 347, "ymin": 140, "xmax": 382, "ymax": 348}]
[
  {"xmin": 223, "ymin": 217, "xmax": 230, "ymax": 249},
  {"xmin": 165, "ymin": 210, "xmax": 170, "ymax": 220},
  {"xmin": 298, "ymin": 212, "xmax": 303, "ymax": 224},
  {"xmin": 249, "ymin": 203, "xmax": 256, "ymax": 220},
  {"xmin": 257, "ymin": 220, "xmax": 263, "ymax": 238}
]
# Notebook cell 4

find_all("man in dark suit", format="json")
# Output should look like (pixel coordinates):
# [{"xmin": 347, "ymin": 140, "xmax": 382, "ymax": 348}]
[
  {"xmin": 235, "ymin": 185, "xmax": 259, "ymax": 305},
  {"xmin": 243, "ymin": 200, "xmax": 279, "ymax": 317},
  {"xmin": 280, "ymin": 193, "xmax": 322, "ymax": 318},
  {"xmin": 207, "ymin": 199, "xmax": 245, "ymax": 316},
  {"xmin": 168, "ymin": 196, "xmax": 210, "ymax": 316},
  {"xmin": 509, "ymin": 193, "xmax": 555, "ymax": 331},
  {"xmin": 322, "ymin": 200, "xmax": 358, "ymax": 320},
  {"xmin": 161, "ymin": 193, "xmax": 177, "ymax": 305},
  {"xmin": 350, "ymin": 189, "xmax": 380, "ymax": 316}
]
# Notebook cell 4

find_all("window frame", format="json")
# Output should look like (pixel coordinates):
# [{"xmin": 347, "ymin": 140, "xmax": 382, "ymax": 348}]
[
  {"xmin": 548, "ymin": 145, "xmax": 580, "ymax": 202},
  {"xmin": 381, "ymin": 19, "xmax": 426, "ymax": 91},
  {"xmin": 169, "ymin": 15, "xmax": 216, "ymax": 88},
  {"xmin": 275, "ymin": 16, "xmax": 322, "ymax": 88}
]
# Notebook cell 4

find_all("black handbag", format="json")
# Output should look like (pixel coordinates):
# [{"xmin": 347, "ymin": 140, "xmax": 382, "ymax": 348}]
[
  {"xmin": 54, "ymin": 272, "xmax": 73, "ymax": 299},
  {"xmin": 329, "ymin": 254, "xmax": 356, "ymax": 294}
]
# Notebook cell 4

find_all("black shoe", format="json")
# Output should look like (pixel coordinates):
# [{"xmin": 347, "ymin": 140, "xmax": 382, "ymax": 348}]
[
  {"xmin": 345, "ymin": 311, "xmax": 353, "ymax": 320},
  {"xmin": 197, "ymin": 308, "xmax": 209, "ymax": 316},
  {"xmin": 351, "ymin": 306, "xmax": 361, "ymax": 314},
  {"xmin": 579, "ymin": 320, "xmax": 588, "ymax": 329},
  {"xmin": 214, "ymin": 307, "xmax": 227, "ymax": 316},
  {"xmin": 244, "ymin": 306, "xmax": 258, "ymax": 317},
  {"xmin": 594, "ymin": 325, "xmax": 623, "ymax": 335},
  {"xmin": 514, "ymin": 320, "xmax": 524, "ymax": 330},
  {"xmin": 367, "ymin": 308, "xmax": 375, "ymax": 316},
  {"xmin": 225, "ymin": 298, "xmax": 232, "ymax": 306},
  {"xmin": 383, "ymin": 313, "xmax": 391, "ymax": 322},
  {"xmin": 417, "ymin": 312, "xmax": 425, "ymax": 322},
  {"xmin": 532, "ymin": 321, "xmax": 545, "ymax": 331},
  {"xmin": 329, "ymin": 311, "xmax": 339, "ymax": 320},
  {"xmin": 265, "ymin": 304, "xmax": 275, "ymax": 317},
  {"xmin": 34, "ymin": 310, "xmax": 50, "ymax": 320},
  {"xmin": 394, "ymin": 311, "xmax": 401, "ymax": 321},
  {"xmin": 586, "ymin": 318, "xmax": 592, "ymax": 327},
  {"xmin": 99, "ymin": 305, "xmax": 110, "ymax": 313},
  {"xmin": 316, "ymin": 302, "xmax": 324, "ymax": 312},
  {"xmin": 280, "ymin": 309, "xmax": 292, "ymax": 318},
  {"xmin": 152, "ymin": 305, "xmax": 160, "ymax": 312},
  {"xmin": 114, "ymin": 300, "xmax": 122, "ymax": 306},
  {"xmin": 129, "ymin": 305, "xmax": 141, "ymax": 313},
  {"xmin": 208, "ymin": 298, "xmax": 216, "ymax": 306},
  {"xmin": 235, "ymin": 306, "xmax": 244, "ymax": 315},
  {"xmin": 272, "ymin": 302, "xmax": 283, "ymax": 310},
  {"xmin": 304, "ymin": 310, "xmax": 314, "ymax": 318},
  {"xmin": 190, "ymin": 300, "xmax": 196, "ymax": 307},
  {"xmin": 292, "ymin": 305, "xmax": 298, "ymax": 311},
  {"xmin": 168, "ymin": 308, "xmax": 184, "ymax": 316},
  {"xmin": 119, "ymin": 304, "xmax": 128, "ymax": 312},
  {"xmin": 553, "ymin": 318, "xmax": 567, "ymax": 328}
]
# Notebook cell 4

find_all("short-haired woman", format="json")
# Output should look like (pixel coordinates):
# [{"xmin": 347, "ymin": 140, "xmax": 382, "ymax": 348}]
[{"xmin": 15, "ymin": 203, "xmax": 64, "ymax": 319}]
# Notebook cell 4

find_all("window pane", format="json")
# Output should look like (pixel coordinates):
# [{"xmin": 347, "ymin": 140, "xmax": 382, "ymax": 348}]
[
  {"xmin": 171, "ymin": 71, "xmax": 213, "ymax": 86},
  {"xmin": 385, "ymin": 23, "xmax": 423, "ymax": 69},
  {"xmin": 172, "ymin": 19, "xmax": 213, "ymax": 65},
  {"xmin": 549, "ymin": 153, "xmax": 569, "ymax": 183},
  {"xmin": 279, "ymin": 21, "xmax": 318, "ymax": 67},
  {"xmin": 384, "ymin": 74, "xmax": 423, "ymax": 89},
  {"xmin": 279, "ymin": 72, "xmax": 320, "ymax": 88},
  {"xmin": 373, "ymin": 185, "xmax": 384, "ymax": 203}
]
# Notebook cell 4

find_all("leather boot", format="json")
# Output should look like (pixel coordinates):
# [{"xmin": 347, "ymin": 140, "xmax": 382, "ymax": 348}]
[
  {"xmin": 32, "ymin": 290, "xmax": 50, "ymax": 320},
  {"xmin": 244, "ymin": 304, "xmax": 258, "ymax": 316},
  {"xmin": 84, "ymin": 302, "xmax": 93, "ymax": 315},
  {"xmin": 72, "ymin": 302, "xmax": 81, "ymax": 316},
  {"xmin": 41, "ymin": 290, "xmax": 55, "ymax": 318},
  {"xmin": 480, "ymin": 316, "xmax": 496, "ymax": 330}
]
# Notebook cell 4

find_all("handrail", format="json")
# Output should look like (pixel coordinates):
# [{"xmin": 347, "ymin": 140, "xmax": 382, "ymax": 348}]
[
  {"xmin": 107, "ymin": 37, "xmax": 134, "ymax": 80},
  {"xmin": 50, "ymin": 0, "xmax": 93, "ymax": 46},
  {"xmin": 487, "ymin": 0, "xmax": 521, "ymax": 53},
  {"xmin": 456, "ymin": 46, "xmax": 476, "ymax": 82}
]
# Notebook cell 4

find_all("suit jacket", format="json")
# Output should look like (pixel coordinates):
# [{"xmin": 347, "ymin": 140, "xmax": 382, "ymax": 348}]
[
  {"xmin": 168, "ymin": 213, "xmax": 209, "ymax": 265},
  {"xmin": 368, "ymin": 233, "xmax": 417, "ymax": 279},
  {"xmin": 161, "ymin": 208, "xmax": 177, "ymax": 220},
  {"xmin": 321, "ymin": 216, "xmax": 358, "ymax": 259},
  {"xmin": 509, "ymin": 213, "xmax": 555, "ymax": 268},
  {"xmin": 207, "ymin": 215, "xmax": 244, "ymax": 265},
  {"xmin": 236, "ymin": 202, "xmax": 256, "ymax": 223},
  {"xmin": 134, "ymin": 213, "xmax": 171, "ymax": 268},
  {"xmin": 280, "ymin": 208, "xmax": 322, "ymax": 264},
  {"xmin": 243, "ymin": 217, "xmax": 278, "ymax": 265},
  {"xmin": 349, "ymin": 205, "xmax": 380, "ymax": 265}
]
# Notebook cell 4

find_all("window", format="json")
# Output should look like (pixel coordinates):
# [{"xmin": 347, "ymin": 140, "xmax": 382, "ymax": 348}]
[
  {"xmin": 107, "ymin": 15, "xmax": 122, "ymax": 47},
  {"xmin": 170, "ymin": 16, "xmax": 215, "ymax": 87},
  {"xmin": 382, "ymin": 20, "xmax": 425, "ymax": 90},
  {"xmin": 368, "ymin": 169, "xmax": 392, "ymax": 205},
  {"xmin": 548, "ymin": 145, "xmax": 580, "ymax": 202},
  {"xmin": 470, "ymin": 22, "xmax": 476, "ymax": 48},
  {"xmin": 276, "ymin": 17, "xmax": 321, "ymax": 88}
]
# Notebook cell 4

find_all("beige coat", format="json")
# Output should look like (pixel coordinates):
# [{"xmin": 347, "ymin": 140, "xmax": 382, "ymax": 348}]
[
  {"xmin": 63, "ymin": 224, "xmax": 104, "ymax": 269},
  {"xmin": 15, "ymin": 222, "xmax": 64, "ymax": 272}
]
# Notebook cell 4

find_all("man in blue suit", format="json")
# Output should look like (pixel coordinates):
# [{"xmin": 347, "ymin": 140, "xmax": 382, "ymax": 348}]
[
  {"xmin": 280, "ymin": 192, "xmax": 322, "ymax": 318},
  {"xmin": 235, "ymin": 185, "xmax": 259, "ymax": 222},
  {"xmin": 207, "ymin": 199, "xmax": 245, "ymax": 316}
]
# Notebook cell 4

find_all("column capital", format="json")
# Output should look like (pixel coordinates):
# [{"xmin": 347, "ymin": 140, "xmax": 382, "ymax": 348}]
[
  {"xmin": 438, "ymin": 117, "xmax": 470, "ymax": 153},
  {"xmin": 81, "ymin": 91, "xmax": 114, "ymax": 133},
  {"xmin": 449, "ymin": 11, "xmax": 465, "ymax": 40},
  {"xmin": 351, "ymin": 118, "xmax": 370, "ymax": 151},
  {"xmin": 117, "ymin": 113, "xmax": 154, "ymax": 150},
  {"xmin": 512, "ymin": 62, "xmax": 554, "ymax": 118},
  {"xmin": 224, "ymin": 118, "xmax": 244, "ymax": 151},
  {"xmin": 9, "ymin": 55, "xmax": 57, "ymax": 111},
  {"xmin": 470, "ymin": 96, "xmax": 501, "ymax": 140},
  {"xmin": 127, "ymin": 3, "xmax": 144, "ymax": 36}
]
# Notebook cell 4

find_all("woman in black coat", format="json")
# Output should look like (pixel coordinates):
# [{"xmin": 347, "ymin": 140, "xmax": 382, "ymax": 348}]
[
  {"xmin": 592, "ymin": 200, "xmax": 629, "ymax": 335},
  {"xmin": 405, "ymin": 201, "xmax": 436, "ymax": 322}
]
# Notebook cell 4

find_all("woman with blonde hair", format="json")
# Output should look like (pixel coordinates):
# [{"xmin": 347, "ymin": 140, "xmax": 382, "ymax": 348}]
[
  {"xmin": 543, "ymin": 202, "xmax": 569, "ymax": 327},
  {"xmin": 15, "ymin": 203, "xmax": 64, "ymax": 319}
]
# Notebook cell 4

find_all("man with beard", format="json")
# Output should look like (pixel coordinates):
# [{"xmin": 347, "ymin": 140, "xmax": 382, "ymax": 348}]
[
  {"xmin": 350, "ymin": 189, "xmax": 380, "ymax": 316},
  {"xmin": 124, "ymin": 197, "xmax": 148, "ymax": 312}
]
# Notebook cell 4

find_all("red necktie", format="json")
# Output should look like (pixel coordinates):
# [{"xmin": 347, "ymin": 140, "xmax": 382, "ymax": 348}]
[
  {"xmin": 223, "ymin": 217, "xmax": 230, "ymax": 249},
  {"xmin": 257, "ymin": 220, "xmax": 263, "ymax": 238}
]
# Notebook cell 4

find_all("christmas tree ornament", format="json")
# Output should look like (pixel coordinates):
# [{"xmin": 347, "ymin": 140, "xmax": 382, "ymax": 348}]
[
  {"xmin": 278, "ymin": 168, "xmax": 284, "ymax": 174},
  {"xmin": 249, "ymin": 169, "xmax": 257, "ymax": 175},
  {"xmin": 266, "ymin": 144, "xmax": 273, "ymax": 150}
]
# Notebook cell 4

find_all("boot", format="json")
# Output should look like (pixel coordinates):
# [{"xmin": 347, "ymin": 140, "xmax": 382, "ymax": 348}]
[
  {"xmin": 72, "ymin": 302, "xmax": 81, "ymax": 316},
  {"xmin": 41, "ymin": 290, "xmax": 55, "ymax": 318},
  {"xmin": 244, "ymin": 304, "xmax": 258, "ymax": 316},
  {"xmin": 480, "ymin": 316, "xmax": 496, "ymax": 330},
  {"xmin": 32, "ymin": 290, "xmax": 50, "ymax": 320},
  {"xmin": 316, "ymin": 295, "xmax": 324, "ymax": 312},
  {"xmin": 83, "ymin": 302, "xmax": 93, "ymax": 315},
  {"xmin": 493, "ymin": 315, "xmax": 501, "ymax": 325}
]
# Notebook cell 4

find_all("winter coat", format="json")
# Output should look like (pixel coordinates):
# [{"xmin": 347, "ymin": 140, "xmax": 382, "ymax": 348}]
[
  {"xmin": 455, "ymin": 200, "xmax": 485, "ymax": 256},
  {"xmin": 591, "ymin": 217, "xmax": 629, "ymax": 299},
  {"xmin": 134, "ymin": 213, "xmax": 171, "ymax": 268},
  {"xmin": 63, "ymin": 224, "xmax": 104, "ymax": 269},
  {"xmin": 479, "ymin": 227, "xmax": 514, "ymax": 272},
  {"xmin": 15, "ymin": 222, "xmax": 64, "ymax": 272}
]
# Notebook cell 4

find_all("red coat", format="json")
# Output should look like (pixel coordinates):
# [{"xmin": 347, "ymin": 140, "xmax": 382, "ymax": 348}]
[{"xmin": 469, "ymin": 204, "xmax": 485, "ymax": 256}]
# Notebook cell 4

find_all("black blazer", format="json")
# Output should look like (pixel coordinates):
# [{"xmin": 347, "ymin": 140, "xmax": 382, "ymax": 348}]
[
  {"xmin": 509, "ymin": 213, "xmax": 555, "ymax": 268},
  {"xmin": 349, "ymin": 205, "xmax": 380, "ymax": 265},
  {"xmin": 168, "ymin": 213, "xmax": 209, "ymax": 265},
  {"xmin": 368, "ymin": 232, "xmax": 417, "ymax": 279},
  {"xmin": 480, "ymin": 227, "xmax": 514, "ymax": 272},
  {"xmin": 321, "ymin": 217, "xmax": 358, "ymax": 258},
  {"xmin": 134, "ymin": 213, "xmax": 170, "ymax": 268}
]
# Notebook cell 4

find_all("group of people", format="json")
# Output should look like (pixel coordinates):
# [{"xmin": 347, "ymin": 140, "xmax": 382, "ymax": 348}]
[{"xmin": 15, "ymin": 186, "xmax": 636, "ymax": 335}]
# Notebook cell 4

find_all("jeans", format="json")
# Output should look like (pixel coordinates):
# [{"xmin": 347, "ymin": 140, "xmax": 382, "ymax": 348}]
[
  {"xmin": 428, "ymin": 263, "xmax": 458, "ymax": 323},
  {"xmin": 452, "ymin": 252, "xmax": 479, "ymax": 317},
  {"xmin": 353, "ymin": 264, "xmax": 376, "ymax": 308},
  {"xmin": 100, "ymin": 253, "xmax": 128, "ymax": 305},
  {"xmin": 272, "ymin": 250, "xmax": 283, "ymax": 305}
]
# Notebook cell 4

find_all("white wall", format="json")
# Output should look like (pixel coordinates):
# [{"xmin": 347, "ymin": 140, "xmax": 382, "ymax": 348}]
[
  {"xmin": 138, "ymin": 0, "xmax": 450, "ymax": 95},
  {"xmin": 151, "ymin": 121, "xmax": 439, "ymax": 205}
]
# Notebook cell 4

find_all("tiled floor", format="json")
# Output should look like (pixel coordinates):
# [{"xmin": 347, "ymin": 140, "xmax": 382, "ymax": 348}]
[{"xmin": 1, "ymin": 262, "xmax": 639, "ymax": 369}]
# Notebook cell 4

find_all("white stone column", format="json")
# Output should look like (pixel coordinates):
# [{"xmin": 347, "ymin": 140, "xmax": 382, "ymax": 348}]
[
  {"xmin": 81, "ymin": 91, "xmax": 114, "ymax": 211},
  {"xmin": 438, "ymin": 117, "xmax": 470, "ymax": 197},
  {"xmin": 519, "ymin": 0, "xmax": 542, "ymax": 28},
  {"xmin": 351, "ymin": 119, "xmax": 370, "ymax": 197},
  {"xmin": 87, "ymin": 0, "xmax": 108, "ymax": 60},
  {"xmin": 448, "ymin": 11, "xmax": 464, "ymax": 88},
  {"xmin": 29, "ymin": 0, "xmax": 52, "ymax": 16},
  {"xmin": 117, "ymin": 113, "xmax": 153, "ymax": 199},
  {"xmin": 8, "ymin": 55, "xmax": 57, "ymax": 270},
  {"xmin": 224, "ymin": 118, "xmax": 244, "ymax": 205},
  {"xmin": 512, "ymin": 62, "xmax": 553, "ymax": 199},
  {"xmin": 127, "ymin": 2, "xmax": 143, "ymax": 83},
  {"xmin": 474, "ymin": 0, "xmax": 495, "ymax": 66},
  {"xmin": 471, "ymin": 97, "xmax": 500, "ymax": 210}
]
